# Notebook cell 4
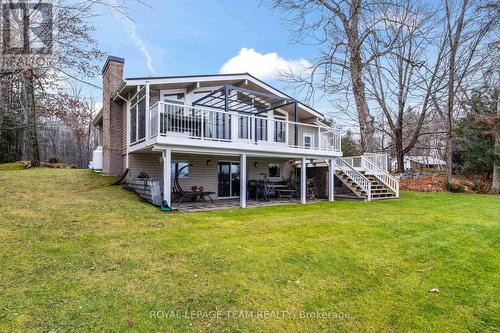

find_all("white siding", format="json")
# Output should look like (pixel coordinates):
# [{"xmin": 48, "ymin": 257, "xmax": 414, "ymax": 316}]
[{"xmin": 127, "ymin": 152, "xmax": 293, "ymax": 199}]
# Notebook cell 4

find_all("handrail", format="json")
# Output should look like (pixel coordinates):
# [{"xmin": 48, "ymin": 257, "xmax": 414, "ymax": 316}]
[
  {"xmin": 335, "ymin": 157, "xmax": 372, "ymax": 201},
  {"xmin": 361, "ymin": 156, "xmax": 399, "ymax": 197},
  {"xmin": 148, "ymin": 101, "xmax": 341, "ymax": 151},
  {"xmin": 363, "ymin": 153, "xmax": 388, "ymax": 171},
  {"xmin": 154, "ymin": 101, "xmax": 339, "ymax": 130}
]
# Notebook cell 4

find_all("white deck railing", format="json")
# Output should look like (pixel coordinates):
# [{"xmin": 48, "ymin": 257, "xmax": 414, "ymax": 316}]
[
  {"xmin": 363, "ymin": 153, "xmax": 388, "ymax": 171},
  {"xmin": 149, "ymin": 102, "xmax": 341, "ymax": 152},
  {"xmin": 361, "ymin": 156, "xmax": 399, "ymax": 197},
  {"xmin": 342, "ymin": 153, "xmax": 399, "ymax": 198},
  {"xmin": 335, "ymin": 157, "xmax": 372, "ymax": 201}
]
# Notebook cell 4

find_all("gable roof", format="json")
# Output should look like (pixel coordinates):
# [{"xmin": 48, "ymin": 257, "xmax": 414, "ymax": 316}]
[{"xmin": 122, "ymin": 72, "xmax": 324, "ymax": 118}]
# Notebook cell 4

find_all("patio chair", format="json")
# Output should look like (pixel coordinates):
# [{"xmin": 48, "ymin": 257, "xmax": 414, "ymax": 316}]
[
  {"xmin": 276, "ymin": 178, "xmax": 297, "ymax": 200},
  {"xmin": 255, "ymin": 179, "xmax": 273, "ymax": 201},
  {"xmin": 172, "ymin": 164, "xmax": 214, "ymax": 207},
  {"xmin": 307, "ymin": 177, "xmax": 318, "ymax": 200}
]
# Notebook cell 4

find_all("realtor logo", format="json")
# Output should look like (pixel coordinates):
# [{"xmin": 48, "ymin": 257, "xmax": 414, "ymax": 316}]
[{"xmin": 1, "ymin": 1, "xmax": 53, "ymax": 55}]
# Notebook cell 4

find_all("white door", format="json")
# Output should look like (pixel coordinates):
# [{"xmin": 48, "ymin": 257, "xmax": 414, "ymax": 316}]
[{"xmin": 303, "ymin": 133, "xmax": 314, "ymax": 149}]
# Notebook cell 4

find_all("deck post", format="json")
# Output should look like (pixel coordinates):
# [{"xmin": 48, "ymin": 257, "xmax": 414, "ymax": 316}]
[
  {"xmin": 240, "ymin": 153, "xmax": 247, "ymax": 208},
  {"xmin": 162, "ymin": 148, "xmax": 172, "ymax": 207},
  {"xmin": 301, "ymin": 157, "xmax": 307, "ymax": 204},
  {"xmin": 328, "ymin": 158, "xmax": 335, "ymax": 202},
  {"xmin": 294, "ymin": 102, "xmax": 298, "ymax": 147},
  {"xmin": 145, "ymin": 81, "xmax": 150, "ymax": 142}
]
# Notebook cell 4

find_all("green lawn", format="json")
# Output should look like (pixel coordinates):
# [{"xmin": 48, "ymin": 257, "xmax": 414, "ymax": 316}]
[{"xmin": 0, "ymin": 168, "xmax": 498, "ymax": 332}]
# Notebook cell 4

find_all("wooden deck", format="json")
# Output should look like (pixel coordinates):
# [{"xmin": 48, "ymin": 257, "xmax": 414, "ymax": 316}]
[{"xmin": 174, "ymin": 198, "xmax": 327, "ymax": 212}]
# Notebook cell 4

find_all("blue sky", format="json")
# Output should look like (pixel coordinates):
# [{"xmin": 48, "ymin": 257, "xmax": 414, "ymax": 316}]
[
  {"xmin": 87, "ymin": 0, "xmax": 329, "ymax": 110},
  {"xmin": 93, "ymin": 0, "xmax": 312, "ymax": 80}
]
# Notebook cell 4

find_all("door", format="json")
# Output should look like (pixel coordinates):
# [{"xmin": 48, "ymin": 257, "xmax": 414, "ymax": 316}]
[
  {"xmin": 218, "ymin": 162, "xmax": 240, "ymax": 198},
  {"xmin": 303, "ymin": 133, "xmax": 314, "ymax": 149}
]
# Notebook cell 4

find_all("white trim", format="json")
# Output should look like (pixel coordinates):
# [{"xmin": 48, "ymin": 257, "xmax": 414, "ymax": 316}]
[
  {"xmin": 240, "ymin": 154, "xmax": 247, "ymax": 208},
  {"xmin": 124, "ymin": 73, "xmax": 324, "ymax": 118},
  {"xmin": 162, "ymin": 148, "xmax": 172, "ymax": 207},
  {"xmin": 303, "ymin": 132, "xmax": 315, "ymax": 150},
  {"xmin": 328, "ymin": 158, "xmax": 335, "ymax": 202},
  {"xmin": 301, "ymin": 157, "xmax": 307, "ymax": 204}
]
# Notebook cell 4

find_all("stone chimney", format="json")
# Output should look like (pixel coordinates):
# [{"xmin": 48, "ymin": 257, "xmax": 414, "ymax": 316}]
[{"xmin": 101, "ymin": 56, "xmax": 125, "ymax": 175}]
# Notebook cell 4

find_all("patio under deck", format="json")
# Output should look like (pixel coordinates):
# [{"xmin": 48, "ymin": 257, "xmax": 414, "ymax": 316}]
[{"xmin": 174, "ymin": 198, "xmax": 327, "ymax": 212}]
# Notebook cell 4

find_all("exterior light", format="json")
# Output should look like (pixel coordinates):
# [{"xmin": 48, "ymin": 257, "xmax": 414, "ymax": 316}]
[
  {"xmin": 206, "ymin": 159, "xmax": 211, "ymax": 166},
  {"xmin": 254, "ymin": 161, "xmax": 258, "ymax": 168}
]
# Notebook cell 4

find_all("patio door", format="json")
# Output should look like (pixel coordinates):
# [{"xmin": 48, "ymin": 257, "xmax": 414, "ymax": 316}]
[{"xmin": 218, "ymin": 162, "xmax": 240, "ymax": 198}]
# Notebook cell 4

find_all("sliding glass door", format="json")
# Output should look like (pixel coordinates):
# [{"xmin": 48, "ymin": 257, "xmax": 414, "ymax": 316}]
[{"xmin": 218, "ymin": 162, "xmax": 240, "ymax": 198}]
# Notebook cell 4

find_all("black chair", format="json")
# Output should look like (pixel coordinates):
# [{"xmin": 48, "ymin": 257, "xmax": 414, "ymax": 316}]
[{"xmin": 172, "ymin": 164, "xmax": 214, "ymax": 207}]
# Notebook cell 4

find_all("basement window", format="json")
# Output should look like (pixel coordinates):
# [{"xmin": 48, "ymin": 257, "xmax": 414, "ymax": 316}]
[
  {"xmin": 268, "ymin": 162, "xmax": 281, "ymax": 178},
  {"xmin": 171, "ymin": 161, "xmax": 189, "ymax": 179}
]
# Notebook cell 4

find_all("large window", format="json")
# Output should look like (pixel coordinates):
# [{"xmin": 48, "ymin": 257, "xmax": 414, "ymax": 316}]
[
  {"xmin": 268, "ymin": 162, "xmax": 281, "ymax": 177},
  {"xmin": 130, "ymin": 86, "xmax": 146, "ymax": 143},
  {"xmin": 171, "ymin": 162, "xmax": 189, "ymax": 179},
  {"xmin": 163, "ymin": 92, "xmax": 185, "ymax": 105},
  {"xmin": 238, "ymin": 115, "xmax": 250, "ymax": 139},
  {"xmin": 274, "ymin": 121, "xmax": 286, "ymax": 143},
  {"xmin": 255, "ymin": 117, "xmax": 267, "ymax": 141}
]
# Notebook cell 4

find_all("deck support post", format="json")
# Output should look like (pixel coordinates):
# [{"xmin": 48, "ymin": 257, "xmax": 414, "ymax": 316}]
[
  {"xmin": 240, "ymin": 153, "xmax": 247, "ymax": 208},
  {"xmin": 328, "ymin": 158, "xmax": 335, "ymax": 202},
  {"xmin": 162, "ymin": 148, "xmax": 172, "ymax": 207},
  {"xmin": 145, "ymin": 81, "xmax": 150, "ymax": 142},
  {"xmin": 294, "ymin": 102, "xmax": 298, "ymax": 147},
  {"xmin": 301, "ymin": 157, "xmax": 307, "ymax": 204}
]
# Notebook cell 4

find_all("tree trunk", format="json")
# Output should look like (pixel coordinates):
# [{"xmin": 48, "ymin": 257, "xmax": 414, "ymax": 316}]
[
  {"xmin": 26, "ymin": 71, "xmax": 40, "ymax": 166},
  {"xmin": 395, "ymin": 130, "xmax": 404, "ymax": 173},
  {"xmin": 350, "ymin": 58, "xmax": 376, "ymax": 153},
  {"xmin": 492, "ymin": 92, "xmax": 500, "ymax": 190}
]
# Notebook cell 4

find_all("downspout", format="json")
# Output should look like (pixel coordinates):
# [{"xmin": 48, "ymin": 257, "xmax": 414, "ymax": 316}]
[{"xmin": 113, "ymin": 88, "xmax": 129, "ymax": 169}]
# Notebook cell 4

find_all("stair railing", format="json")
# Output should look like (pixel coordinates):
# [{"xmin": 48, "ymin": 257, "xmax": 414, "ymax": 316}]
[
  {"xmin": 335, "ymin": 157, "xmax": 372, "ymax": 201},
  {"xmin": 361, "ymin": 156, "xmax": 399, "ymax": 197}
]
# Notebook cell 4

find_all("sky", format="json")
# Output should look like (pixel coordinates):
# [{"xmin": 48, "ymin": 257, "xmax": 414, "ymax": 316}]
[{"xmin": 87, "ymin": 0, "xmax": 333, "ymax": 115}]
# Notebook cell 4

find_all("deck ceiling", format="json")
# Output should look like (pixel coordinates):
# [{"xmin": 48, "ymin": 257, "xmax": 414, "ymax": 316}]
[{"xmin": 192, "ymin": 85, "xmax": 296, "ymax": 114}]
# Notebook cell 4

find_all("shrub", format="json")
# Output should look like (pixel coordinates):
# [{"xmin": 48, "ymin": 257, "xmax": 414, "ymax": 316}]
[
  {"xmin": 49, "ymin": 156, "xmax": 61, "ymax": 164},
  {"xmin": 445, "ymin": 182, "xmax": 465, "ymax": 193},
  {"xmin": 471, "ymin": 180, "xmax": 490, "ymax": 193}
]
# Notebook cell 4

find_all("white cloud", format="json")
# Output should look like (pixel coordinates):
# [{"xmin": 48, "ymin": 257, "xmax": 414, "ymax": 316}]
[
  {"xmin": 219, "ymin": 48, "xmax": 311, "ymax": 80},
  {"xmin": 111, "ymin": 2, "xmax": 156, "ymax": 75}
]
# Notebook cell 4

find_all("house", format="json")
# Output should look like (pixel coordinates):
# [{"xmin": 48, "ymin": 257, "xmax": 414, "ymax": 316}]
[
  {"xmin": 391, "ymin": 155, "xmax": 446, "ymax": 174},
  {"xmin": 92, "ymin": 56, "xmax": 398, "ymax": 210}
]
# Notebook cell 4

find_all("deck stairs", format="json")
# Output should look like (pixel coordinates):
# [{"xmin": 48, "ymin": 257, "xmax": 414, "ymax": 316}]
[{"xmin": 334, "ymin": 154, "xmax": 399, "ymax": 201}]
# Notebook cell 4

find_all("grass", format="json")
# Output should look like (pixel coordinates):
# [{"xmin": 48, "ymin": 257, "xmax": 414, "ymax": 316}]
[
  {"xmin": 0, "ymin": 161, "xmax": 24, "ymax": 170},
  {"xmin": 0, "ymin": 168, "xmax": 498, "ymax": 332}
]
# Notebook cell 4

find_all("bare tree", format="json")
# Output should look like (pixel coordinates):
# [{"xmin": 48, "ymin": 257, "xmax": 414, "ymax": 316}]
[
  {"xmin": 272, "ymin": 0, "xmax": 403, "ymax": 152},
  {"xmin": 437, "ymin": 0, "xmax": 499, "ymax": 184},
  {"xmin": 365, "ymin": 0, "xmax": 447, "ymax": 172},
  {"xmin": 0, "ymin": 0, "xmax": 140, "ymax": 166}
]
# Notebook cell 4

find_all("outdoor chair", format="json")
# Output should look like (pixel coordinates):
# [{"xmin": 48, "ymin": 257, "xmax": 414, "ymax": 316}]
[{"xmin": 172, "ymin": 164, "xmax": 214, "ymax": 207}]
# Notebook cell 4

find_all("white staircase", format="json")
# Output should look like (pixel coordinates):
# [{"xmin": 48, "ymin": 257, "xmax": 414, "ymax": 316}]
[{"xmin": 334, "ymin": 154, "xmax": 399, "ymax": 201}]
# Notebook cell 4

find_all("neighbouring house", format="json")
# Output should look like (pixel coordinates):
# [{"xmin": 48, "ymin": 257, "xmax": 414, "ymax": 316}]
[
  {"xmin": 92, "ymin": 56, "xmax": 399, "ymax": 210},
  {"xmin": 391, "ymin": 155, "xmax": 446, "ymax": 174}
]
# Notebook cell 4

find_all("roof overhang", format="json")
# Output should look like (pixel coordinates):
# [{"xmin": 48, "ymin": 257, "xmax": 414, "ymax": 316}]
[
  {"xmin": 92, "ymin": 107, "xmax": 103, "ymax": 127},
  {"xmin": 121, "ymin": 73, "xmax": 325, "ymax": 119}
]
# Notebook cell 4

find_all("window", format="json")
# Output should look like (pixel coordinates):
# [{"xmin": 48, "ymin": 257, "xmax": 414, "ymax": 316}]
[
  {"xmin": 268, "ymin": 162, "xmax": 281, "ymax": 178},
  {"xmin": 255, "ymin": 117, "xmax": 267, "ymax": 141},
  {"xmin": 163, "ymin": 93, "xmax": 185, "ymax": 105},
  {"xmin": 171, "ymin": 162, "xmax": 189, "ymax": 178},
  {"xmin": 238, "ymin": 115, "xmax": 250, "ymax": 139},
  {"xmin": 274, "ymin": 121, "xmax": 286, "ymax": 143},
  {"xmin": 130, "ymin": 86, "xmax": 146, "ymax": 143},
  {"xmin": 130, "ymin": 106, "xmax": 137, "ymax": 143},
  {"xmin": 303, "ymin": 133, "xmax": 314, "ymax": 149}
]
